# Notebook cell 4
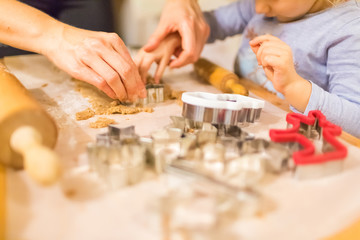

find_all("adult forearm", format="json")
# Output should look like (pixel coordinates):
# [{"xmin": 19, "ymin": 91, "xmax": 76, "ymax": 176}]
[{"xmin": 0, "ymin": 0, "xmax": 64, "ymax": 55}]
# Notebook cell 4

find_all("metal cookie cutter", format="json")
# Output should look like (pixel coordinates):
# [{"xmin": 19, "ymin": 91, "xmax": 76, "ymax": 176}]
[
  {"xmin": 95, "ymin": 125, "xmax": 138, "ymax": 146},
  {"xmin": 87, "ymin": 125, "xmax": 146, "ymax": 189},
  {"xmin": 165, "ymin": 162, "xmax": 261, "ymax": 217},
  {"xmin": 269, "ymin": 110, "xmax": 348, "ymax": 180},
  {"xmin": 214, "ymin": 138, "xmax": 291, "ymax": 187},
  {"xmin": 237, "ymin": 139, "xmax": 292, "ymax": 173},
  {"xmin": 181, "ymin": 92, "xmax": 265, "ymax": 125},
  {"xmin": 153, "ymin": 116, "xmax": 257, "ymax": 180},
  {"xmin": 136, "ymin": 84, "xmax": 164, "ymax": 106}
]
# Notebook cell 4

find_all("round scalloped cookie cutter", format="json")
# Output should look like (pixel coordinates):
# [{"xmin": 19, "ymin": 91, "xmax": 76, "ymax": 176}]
[{"xmin": 181, "ymin": 92, "xmax": 265, "ymax": 125}]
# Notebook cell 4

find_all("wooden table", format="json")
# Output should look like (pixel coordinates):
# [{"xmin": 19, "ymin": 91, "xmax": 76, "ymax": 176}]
[{"xmin": 1, "ymin": 43, "xmax": 360, "ymax": 239}]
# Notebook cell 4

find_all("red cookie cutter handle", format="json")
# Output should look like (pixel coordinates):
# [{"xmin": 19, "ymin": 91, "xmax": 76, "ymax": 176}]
[{"xmin": 269, "ymin": 110, "xmax": 347, "ymax": 166}]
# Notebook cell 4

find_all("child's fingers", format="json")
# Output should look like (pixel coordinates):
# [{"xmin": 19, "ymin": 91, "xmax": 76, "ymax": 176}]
[
  {"xmin": 249, "ymin": 34, "xmax": 283, "ymax": 55},
  {"xmin": 253, "ymin": 41, "xmax": 275, "ymax": 64},
  {"xmin": 263, "ymin": 55, "xmax": 282, "ymax": 69},
  {"xmin": 154, "ymin": 55, "xmax": 170, "ymax": 83},
  {"xmin": 256, "ymin": 41, "xmax": 289, "ymax": 65},
  {"xmin": 258, "ymin": 47, "xmax": 283, "ymax": 66},
  {"xmin": 263, "ymin": 66, "xmax": 274, "ymax": 81},
  {"xmin": 134, "ymin": 50, "xmax": 145, "ymax": 67},
  {"xmin": 138, "ymin": 57, "xmax": 155, "ymax": 84},
  {"xmin": 136, "ymin": 57, "xmax": 147, "ymax": 84},
  {"xmin": 250, "ymin": 44, "xmax": 260, "ymax": 55},
  {"xmin": 257, "ymin": 45, "xmax": 283, "ymax": 66},
  {"xmin": 137, "ymin": 59, "xmax": 148, "ymax": 84},
  {"xmin": 258, "ymin": 41, "xmax": 289, "ymax": 53},
  {"xmin": 250, "ymin": 34, "xmax": 280, "ymax": 46}
]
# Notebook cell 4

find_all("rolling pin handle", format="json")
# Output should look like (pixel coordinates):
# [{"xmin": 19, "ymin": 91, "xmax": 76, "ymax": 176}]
[{"xmin": 10, "ymin": 126, "xmax": 61, "ymax": 186}]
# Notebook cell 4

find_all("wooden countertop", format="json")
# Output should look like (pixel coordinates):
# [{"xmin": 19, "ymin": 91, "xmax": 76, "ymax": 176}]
[{"xmin": 1, "ymin": 52, "xmax": 360, "ymax": 240}]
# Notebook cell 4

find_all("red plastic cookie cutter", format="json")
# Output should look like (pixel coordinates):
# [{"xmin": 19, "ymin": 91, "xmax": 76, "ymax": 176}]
[{"xmin": 269, "ymin": 110, "xmax": 348, "ymax": 179}]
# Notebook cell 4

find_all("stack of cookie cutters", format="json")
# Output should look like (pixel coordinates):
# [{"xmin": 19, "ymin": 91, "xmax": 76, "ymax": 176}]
[
  {"xmin": 269, "ymin": 110, "xmax": 348, "ymax": 180},
  {"xmin": 181, "ymin": 92, "xmax": 265, "ymax": 126},
  {"xmin": 151, "ymin": 115, "xmax": 289, "ymax": 189},
  {"xmin": 87, "ymin": 125, "xmax": 146, "ymax": 189},
  {"xmin": 149, "ymin": 116, "xmax": 220, "ymax": 174},
  {"xmin": 136, "ymin": 84, "xmax": 164, "ymax": 106},
  {"xmin": 162, "ymin": 162, "xmax": 262, "ymax": 228},
  {"xmin": 223, "ymin": 138, "xmax": 292, "ymax": 187}
]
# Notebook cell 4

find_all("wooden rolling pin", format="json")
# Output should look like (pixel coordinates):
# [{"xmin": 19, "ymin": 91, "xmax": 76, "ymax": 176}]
[
  {"xmin": 194, "ymin": 58, "xmax": 249, "ymax": 96},
  {"xmin": 0, "ymin": 63, "xmax": 60, "ymax": 185}
]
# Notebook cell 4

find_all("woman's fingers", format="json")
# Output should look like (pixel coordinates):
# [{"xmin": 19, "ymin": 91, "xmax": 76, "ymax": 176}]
[
  {"xmin": 81, "ymin": 52, "xmax": 128, "ymax": 101},
  {"xmin": 144, "ymin": 0, "xmax": 209, "ymax": 68},
  {"xmin": 73, "ymin": 63, "xmax": 118, "ymax": 99},
  {"xmin": 108, "ymin": 34, "xmax": 146, "ymax": 100},
  {"xmin": 143, "ymin": 22, "xmax": 171, "ymax": 52}
]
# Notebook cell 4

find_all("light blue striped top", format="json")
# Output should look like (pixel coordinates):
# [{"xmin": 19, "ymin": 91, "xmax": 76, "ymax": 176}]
[{"xmin": 204, "ymin": 0, "xmax": 360, "ymax": 137}]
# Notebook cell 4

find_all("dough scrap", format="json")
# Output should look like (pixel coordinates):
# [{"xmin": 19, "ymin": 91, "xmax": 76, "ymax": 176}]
[
  {"xmin": 89, "ymin": 117, "xmax": 115, "ymax": 128},
  {"xmin": 76, "ymin": 108, "xmax": 95, "ymax": 120},
  {"xmin": 74, "ymin": 80, "xmax": 154, "ymax": 117},
  {"xmin": 74, "ymin": 77, "xmax": 181, "ymax": 120}
]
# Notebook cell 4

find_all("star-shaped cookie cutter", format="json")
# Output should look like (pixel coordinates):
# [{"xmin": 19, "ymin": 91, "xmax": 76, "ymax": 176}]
[{"xmin": 269, "ymin": 110, "xmax": 348, "ymax": 180}]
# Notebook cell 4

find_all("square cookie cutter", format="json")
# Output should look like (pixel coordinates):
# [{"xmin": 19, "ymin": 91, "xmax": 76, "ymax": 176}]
[
  {"xmin": 136, "ymin": 84, "xmax": 164, "ymax": 106},
  {"xmin": 87, "ymin": 125, "xmax": 146, "ymax": 189}
]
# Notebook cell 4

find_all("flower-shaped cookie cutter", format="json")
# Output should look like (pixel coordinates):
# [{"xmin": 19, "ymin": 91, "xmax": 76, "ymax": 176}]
[
  {"xmin": 181, "ymin": 92, "xmax": 265, "ymax": 125},
  {"xmin": 269, "ymin": 110, "xmax": 348, "ymax": 180}
]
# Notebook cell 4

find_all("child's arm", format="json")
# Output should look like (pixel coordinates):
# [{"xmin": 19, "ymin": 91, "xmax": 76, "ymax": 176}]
[
  {"xmin": 250, "ymin": 34, "xmax": 360, "ymax": 137},
  {"xmin": 135, "ymin": 33, "xmax": 181, "ymax": 83},
  {"xmin": 203, "ymin": 0, "xmax": 255, "ymax": 44},
  {"xmin": 249, "ymin": 35, "xmax": 312, "ymax": 112}
]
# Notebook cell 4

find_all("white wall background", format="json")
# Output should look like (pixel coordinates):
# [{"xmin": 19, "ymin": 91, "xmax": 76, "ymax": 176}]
[{"xmin": 112, "ymin": 0, "xmax": 238, "ymax": 47}]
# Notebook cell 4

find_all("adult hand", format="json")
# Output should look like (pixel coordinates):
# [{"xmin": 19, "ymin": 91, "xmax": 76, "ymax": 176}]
[
  {"xmin": 44, "ymin": 25, "xmax": 146, "ymax": 101},
  {"xmin": 143, "ymin": 0, "xmax": 209, "ymax": 68}
]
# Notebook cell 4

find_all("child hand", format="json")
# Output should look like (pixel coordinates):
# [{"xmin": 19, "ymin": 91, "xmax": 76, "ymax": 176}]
[
  {"xmin": 249, "ymin": 34, "xmax": 311, "ymax": 112},
  {"xmin": 249, "ymin": 34, "xmax": 302, "ymax": 95},
  {"xmin": 135, "ymin": 33, "xmax": 181, "ymax": 83}
]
